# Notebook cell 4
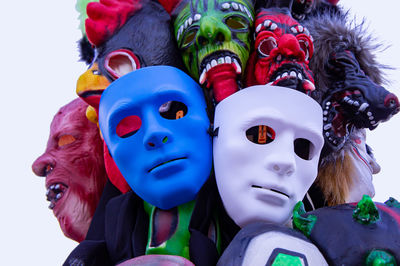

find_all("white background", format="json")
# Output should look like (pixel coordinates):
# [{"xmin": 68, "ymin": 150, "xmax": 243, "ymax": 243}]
[{"xmin": 1, "ymin": 0, "xmax": 399, "ymax": 265}]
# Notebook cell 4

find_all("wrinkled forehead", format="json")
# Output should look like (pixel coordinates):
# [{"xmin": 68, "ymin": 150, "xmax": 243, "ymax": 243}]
[
  {"xmin": 100, "ymin": 66, "xmax": 205, "ymax": 115},
  {"xmin": 214, "ymin": 85, "xmax": 323, "ymax": 136}
]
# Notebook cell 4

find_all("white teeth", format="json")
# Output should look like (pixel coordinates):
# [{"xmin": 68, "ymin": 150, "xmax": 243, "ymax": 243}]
[
  {"xmin": 194, "ymin": 14, "xmax": 201, "ymax": 21},
  {"xmin": 206, "ymin": 63, "xmax": 211, "ymax": 71},
  {"xmin": 244, "ymin": 7, "xmax": 252, "ymax": 20},
  {"xmin": 225, "ymin": 56, "xmax": 232, "ymax": 64},
  {"xmin": 326, "ymin": 101, "xmax": 331, "ymax": 106},
  {"xmin": 282, "ymin": 72, "xmax": 288, "ymax": 78},
  {"xmin": 298, "ymin": 73, "xmax": 303, "ymax": 80},
  {"xmin": 222, "ymin": 3, "xmax": 230, "ymax": 9},
  {"xmin": 324, "ymin": 123, "xmax": 332, "ymax": 130},
  {"xmin": 56, "ymin": 193, "xmax": 62, "ymax": 200},
  {"xmin": 232, "ymin": 2, "xmax": 239, "ymax": 10},
  {"xmin": 304, "ymin": 28, "xmax": 310, "ymax": 36},
  {"xmin": 46, "ymin": 189, "xmax": 50, "ymax": 196},
  {"xmin": 369, "ymin": 116, "xmax": 374, "ymax": 120},
  {"xmin": 367, "ymin": 111, "xmax": 372, "ymax": 116},
  {"xmin": 359, "ymin": 103, "xmax": 369, "ymax": 112},
  {"xmin": 353, "ymin": 101, "xmax": 360, "ymax": 107},
  {"xmin": 211, "ymin": 59, "xmax": 217, "ymax": 67},
  {"xmin": 371, "ymin": 121, "xmax": 376, "ymax": 125},
  {"xmin": 325, "ymin": 132, "xmax": 330, "ymax": 137},
  {"xmin": 199, "ymin": 69, "xmax": 206, "ymax": 85},
  {"xmin": 275, "ymin": 75, "xmax": 281, "ymax": 81},
  {"xmin": 188, "ymin": 17, "xmax": 193, "ymax": 26},
  {"xmin": 256, "ymin": 24, "xmax": 262, "ymax": 33},
  {"xmin": 291, "ymin": 27, "xmax": 298, "ymax": 34},
  {"xmin": 50, "ymin": 185, "xmax": 55, "ymax": 190},
  {"xmin": 298, "ymin": 25, "xmax": 304, "ymax": 32},
  {"xmin": 323, "ymin": 117, "xmax": 327, "ymax": 121},
  {"xmin": 218, "ymin": 57, "xmax": 225, "ymax": 64},
  {"xmin": 348, "ymin": 99, "xmax": 354, "ymax": 105},
  {"xmin": 290, "ymin": 71, "xmax": 297, "ymax": 77},
  {"xmin": 233, "ymin": 58, "xmax": 242, "ymax": 74},
  {"xmin": 270, "ymin": 23, "xmax": 278, "ymax": 30},
  {"xmin": 185, "ymin": 20, "xmax": 189, "ymax": 29},
  {"xmin": 239, "ymin": 4, "xmax": 244, "ymax": 12},
  {"xmin": 323, "ymin": 110, "xmax": 328, "ymax": 115},
  {"xmin": 264, "ymin": 20, "xmax": 271, "ymax": 27},
  {"xmin": 55, "ymin": 184, "xmax": 60, "ymax": 190}
]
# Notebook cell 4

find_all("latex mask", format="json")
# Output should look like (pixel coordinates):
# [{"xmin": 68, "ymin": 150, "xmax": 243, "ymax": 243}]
[
  {"xmin": 172, "ymin": 0, "xmax": 254, "ymax": 103},
  {"xmin": 217, "ymin": 223, "xmax": 328, "ymax": 265},
  {"xmin": 246, "ymin": 7, "xmax": 315, "ymax": 94},
  {"xmin": 213, "ymin": 85, "xmax": 323, "ymax": 227},
  {"xmin": 346, "ymin": 129, "xmax": 380, "ymax": 203},
  {"xmin": 32, "ymin": 99, "xmax": 107, "ymax": 242},
  {"xmin": 99, "ymin": 66, "xmax": 212, "ymax": 210}
]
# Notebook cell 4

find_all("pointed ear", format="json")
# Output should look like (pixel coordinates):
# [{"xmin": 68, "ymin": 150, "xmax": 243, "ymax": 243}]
[{"xmin": 104, "ymin": 49, "xmax": 141, "ymax": 79}]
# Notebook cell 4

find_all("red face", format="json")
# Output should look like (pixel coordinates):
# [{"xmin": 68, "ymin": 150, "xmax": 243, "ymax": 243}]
[
  {"xmin": 247, "ymin": 9, "xmax": 315, "ymax": 93},
  {"xmin": 32, "ymin": 99, "xmax": 107, "ymax": 242}
]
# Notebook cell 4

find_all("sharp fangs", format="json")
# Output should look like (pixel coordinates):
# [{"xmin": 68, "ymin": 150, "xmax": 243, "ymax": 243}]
[
  {"xmin": 298, "ymin": 73, "xmax": 303, "ymax": 80},
  {"xmin": 199, "ymin": 69, "xmax": 207, "ymax": 84},
  {"xmin": 233, "ymin": 58, "xmax": 242, "ymax": 74},
  {"xmin": 359, "ymin": 103, "xmax": 369, "ymax": 112},
  {"xmin": 281, "ymin": 72, "xmax": 288, "ymax": 78},
  {"xmin": 290, "ymin": 71, "xmax": 297, "ymax": 77}
]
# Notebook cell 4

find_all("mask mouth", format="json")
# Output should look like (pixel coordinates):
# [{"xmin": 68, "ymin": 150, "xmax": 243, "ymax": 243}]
[
  {"xmin": 269, "ymin": 63, "xmax": 315, "ymax": 93},
  {"xmin": 148, "ymin": 157, "xmax": 187, "ymax": 173},
  {"xmin": 251, "ymin": 185, "xmax": 290, "ymax": 198},
  {"xmin": 46, "ymin": 182, "xmax": 68, "ymax": 210}
]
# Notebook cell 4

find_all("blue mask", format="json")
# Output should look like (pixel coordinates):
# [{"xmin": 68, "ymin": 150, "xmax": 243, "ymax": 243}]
[{"xmin": 99, "ymin": 66, "xmax": 212, "ymax": 209}]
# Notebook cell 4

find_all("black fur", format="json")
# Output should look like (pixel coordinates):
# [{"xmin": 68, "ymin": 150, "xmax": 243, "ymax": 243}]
[{"xmin": 78, "ymin": 36, "xmax": 95, "ymax": 65}]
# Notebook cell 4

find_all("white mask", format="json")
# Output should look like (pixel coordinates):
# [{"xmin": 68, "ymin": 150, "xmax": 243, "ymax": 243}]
[
  {"xmin": 213, "ymin": 85, "xmax": 324, "ymax": 227},
  {"xmin": 346, "ymin": 129, "xmax": 381, "ymax": 203}
]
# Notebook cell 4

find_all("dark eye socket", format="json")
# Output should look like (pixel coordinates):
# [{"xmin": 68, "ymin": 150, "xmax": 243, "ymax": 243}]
[
  {"xmin": 246, "ymin": 125, "xmax": 275, "ymax": 144},
  {"xmin": 182, "ymin": 28, "xmax": 198, "ymax": 47},
  {"xmin": 116, "ymin": 115, "xmax": 142, "ymax": 138},
  {"xmin": 294, "ymin": 138, "xmax": 314, "ymax": 160},
  {"xmin": 257, "ymin": 37, "xmax": 277, "ymax": 57},
  {"xmin": 225, "ymin": 16, "xmax": 248, "ymax": 30},
  {"xmin": 159, "ymin": 101, "xmax": 188, "ymax": 120}
]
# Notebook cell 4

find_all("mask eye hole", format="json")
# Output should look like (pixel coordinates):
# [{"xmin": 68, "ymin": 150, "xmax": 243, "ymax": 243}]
[
  {"xmin": 116, "ymin": 115, "xmax": 142, "ymax": 138},
  {"xmin": 225, "ymin": 16, "xmax": 248, "ymax": 30},
  {"xmin": 182, "ymin": 28, "xmax": 198, "ymax": 47},
  {"xmin": 298, "ymin": 39, "xmax": 311, "ymax": 61},
  {"xmin": 159, "ymin": 101, "xmax": 188, "ymax": 120},
  {"xmin": 246, "ymin": 125, "xmax": 275, "ymax": 144},
  {"xmin": 294, "ymin": 138, "xmax": 314, "ymax": 160},
  {"xmin": 257, "ymin": 37, "xmax": 277, "ymax": 57},
  {"xmin": 58, "ymin": 135, "xmax": 76, "ymax": 147}
]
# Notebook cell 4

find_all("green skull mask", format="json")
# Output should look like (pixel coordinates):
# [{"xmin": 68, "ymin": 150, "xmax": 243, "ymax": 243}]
[{"xmin": 173, "ymin": 0, "xmax": 254, "ymax": 87}]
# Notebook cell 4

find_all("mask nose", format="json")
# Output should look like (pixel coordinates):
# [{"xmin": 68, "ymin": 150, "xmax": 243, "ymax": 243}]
[
  {"xmin": 277, "ymin": 34, "xmax": 304, "ymax": 60},
  {"xmin": 32, "ymin": 153, "xmax": 56, "ymax": 177},
  {"xmin": 143, "ymin": 122, "xmax": 172, "ymax": 150},
  {"xmin": 266, "ymin": 153, "xmax": 296, "ymax": 177},
  {"xmin": 197, "ymin": 16, "xmax": 231, "ymax": 47}
]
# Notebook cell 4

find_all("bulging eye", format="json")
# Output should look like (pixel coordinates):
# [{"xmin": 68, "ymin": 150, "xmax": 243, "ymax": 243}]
[
  {"xmin": 225, "ymin": 16, "xmax": 248, "ymax": 30},
  {"xmin": 58, "ymin": 135, "xmax": 76, "ymax": 147},
  {"xmin": 294, "ymin": 138, "xmax": 314, "ymax": 160},
  {"xmin": 298, "ymin": 39, "xmax": 312, "ymax": 61},
  {"xmin": 182, "ymin": 28, "xmax": 198, "ymax": 47},
  {"xmin": 116, "ymin": 115, "xmax": 142, "ymax": 138},
  {"xmin": 159, "ymin": 101, "xmax": 188, "ymax": 120},
  {"xmin": 257, "ymin": 37, "xmax": 277, "ymax": 57},
  {"xmin": 246, "ymin": 125, "xmax": 275, "ymax": 144}
]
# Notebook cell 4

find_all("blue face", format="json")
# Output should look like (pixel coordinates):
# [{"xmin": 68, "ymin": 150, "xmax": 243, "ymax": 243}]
[{"xmin": 99, "ymin": 66, "xmax": 212, "ymax": 209}]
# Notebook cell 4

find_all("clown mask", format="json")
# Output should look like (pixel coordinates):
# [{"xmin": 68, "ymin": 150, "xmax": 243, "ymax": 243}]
[
  {"xmin": 213, "ymin": 85, "xmax": 323, "ymax": 227},
  {"xmin": 172, "ymin": 0, "xmax": 254, "ymax": 102},
  {"xmin": 99, "ymin": 66, "xmax": 212, "ymax": 210},
  {"xmin": 246, "ymin": 7, "xmax": 315, "ymax": 94}
]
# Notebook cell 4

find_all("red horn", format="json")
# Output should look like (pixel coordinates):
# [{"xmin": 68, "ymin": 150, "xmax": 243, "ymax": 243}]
[{"xmin": 85, "ymin": 0, "xmax": 143, "ymax": 46}]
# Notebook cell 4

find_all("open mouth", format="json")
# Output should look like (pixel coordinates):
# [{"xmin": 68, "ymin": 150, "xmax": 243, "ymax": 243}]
[
  {"xmin": 269, "ymin": 63, "xmax": 314, "ymax": 93},
  {"xmin": 148, "ymin": 157, "xmax": 187, "ymax": 173},
  {"xmin": 251, "ymin": 185, "xmax": 290, "ymax": 198},
  {"xmin": 198, "ymin": 51, "xmax": 242, "ymax": 85},
  {"xmin": 46, "ymin": 183, "xmax": 68, "ymax": 210}
]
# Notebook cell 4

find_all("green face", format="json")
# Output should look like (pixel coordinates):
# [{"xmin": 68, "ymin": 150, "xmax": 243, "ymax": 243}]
[{"xmin": 173, "ymin": 0, "xmax": 254, "ymax": 83}]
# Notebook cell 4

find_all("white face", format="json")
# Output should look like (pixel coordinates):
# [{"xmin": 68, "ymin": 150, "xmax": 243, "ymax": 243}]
[
  {"xmin": 346, "ymin": 129, "xmax": 381, "ymax": 202},
  {"xmin": 213, "ymin": 85, "xmax": 324, "ymax": 227}
]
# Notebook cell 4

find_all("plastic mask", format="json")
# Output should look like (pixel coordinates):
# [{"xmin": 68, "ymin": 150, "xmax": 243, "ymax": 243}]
[
  {"xmin": 213, "ymin": 85, "xmax": 323, "ymax": 227},
  {"xmin": 99, "ymin": 66, "xmax": 212, "ymax": 209}
]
